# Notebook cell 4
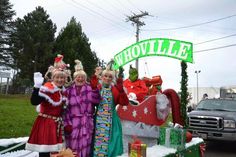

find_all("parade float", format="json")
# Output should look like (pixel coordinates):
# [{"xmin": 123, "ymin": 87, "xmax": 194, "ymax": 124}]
[
  {"xmin": 113, "ymin": 38, "xmax": 206, "ymax": 157},
  {"xmin": 0, "ymin": 38, "xmax": 206, "ymax": 157}
]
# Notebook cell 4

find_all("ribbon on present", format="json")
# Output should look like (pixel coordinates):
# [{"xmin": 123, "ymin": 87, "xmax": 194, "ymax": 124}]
[
  {"xmin": 199, "ymin": 143, "xmax": 206, "ymax": 157},
  {"xmin": 129, "ymin": 136, "xmax": 146, "ymax": 157}
]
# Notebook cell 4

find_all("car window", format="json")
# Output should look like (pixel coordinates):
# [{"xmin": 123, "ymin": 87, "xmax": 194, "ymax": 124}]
[{"xmin": 196, "ymin": 99, "xmax": 236, "ymax": 112}]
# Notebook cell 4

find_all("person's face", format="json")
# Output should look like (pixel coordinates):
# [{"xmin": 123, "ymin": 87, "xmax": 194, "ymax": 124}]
[
  {"xmin": 75, "ymin": 74, "xmax": 86, "ymax": 86},
  {"xmin": 102, "ymin": 73, "xmax": 113, "ymax": 86},
  {"xmin": 129, "ymin": 70, "xmax": 138, "ymax": 82},
  {"xmin": 53, "ymin": 74, "xmax": 66, "ymax": 87},
  {"xmin": 95, "ymin": 67, "xmax": 102, "ymax": 76}
]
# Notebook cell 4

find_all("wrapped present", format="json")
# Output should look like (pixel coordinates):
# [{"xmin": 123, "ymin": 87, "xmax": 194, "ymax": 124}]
[
  {"xmin": 50, "ymin": 148, "xmax": 77, "ymax": 157},
  {"xmin": 159, "ymin": 127, "xmax": 186, "ymax": 151},
  {"xmin": 128, "ymin": 137, "xmax": 147, "ymax": 157}
]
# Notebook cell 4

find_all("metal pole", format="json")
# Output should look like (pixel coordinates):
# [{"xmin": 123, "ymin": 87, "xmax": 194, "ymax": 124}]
[
  {"xmin": 126, "ymin": 11, "xmax": 149, "ymax": 72},
  {"xmin": 0, "ymin": 77, "xmax": 2, "ymax": 94},
  {"xmin": 195, "ymin": 70, "xmax": 201, "ymax": 104},
  {"xmin": 6, "ymin": 78, "xmax": 9, "ymax": 94},
  {"xmin": 196, "ymin": 72, "xmax": 199, "ymax": 103},
  {"xmin": 135, "ymin": 23, "xmax": 139, "ymax": 71}
]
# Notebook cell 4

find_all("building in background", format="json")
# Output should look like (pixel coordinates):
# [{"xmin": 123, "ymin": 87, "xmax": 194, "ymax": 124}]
[{"xmin": 188, "ymin": 87, "xmax": 220, "ymax": 109}]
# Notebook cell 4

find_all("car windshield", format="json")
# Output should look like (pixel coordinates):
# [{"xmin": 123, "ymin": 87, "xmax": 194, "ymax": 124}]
[{"xmin": 196, "ymin": 99, "xmax": 236, "ymax": 112}]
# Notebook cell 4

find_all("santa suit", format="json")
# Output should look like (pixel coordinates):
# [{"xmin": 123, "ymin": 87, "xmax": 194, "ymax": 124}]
[
  {"xmin": 123, "ymin": 79, "xmax": 148, "ymax": 103},
  {"xmin": 25, "ymin": 82, "xmax": 67, "ymax": 152}
]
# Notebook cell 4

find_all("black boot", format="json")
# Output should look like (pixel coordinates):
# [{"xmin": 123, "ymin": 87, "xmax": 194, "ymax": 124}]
[{"xmin": 39, "ymin": 152, "xmax": 50, "ymax": 157}]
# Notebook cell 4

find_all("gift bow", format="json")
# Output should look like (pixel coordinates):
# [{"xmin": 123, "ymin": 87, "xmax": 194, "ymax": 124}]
[{"xmin": 131, "ymin": 136, "xmax": 143, "ymax": 149}]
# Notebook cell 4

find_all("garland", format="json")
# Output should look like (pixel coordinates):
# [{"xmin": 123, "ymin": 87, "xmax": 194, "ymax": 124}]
[{"xmin": 180, "ymin": 61, "xmax": 188, "ymax": 127}]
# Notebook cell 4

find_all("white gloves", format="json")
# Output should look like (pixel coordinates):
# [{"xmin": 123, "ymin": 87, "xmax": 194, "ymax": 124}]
[{"xmin": 34, "ymin": 72, "xmax": 44, "ymax": 88}]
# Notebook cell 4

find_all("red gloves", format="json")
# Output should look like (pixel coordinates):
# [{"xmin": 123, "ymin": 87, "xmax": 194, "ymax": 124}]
[
  {"xmin": 116, "ymin": 78, "xmax": 124, "ymax": 92},
  {"xmin": 64, "ymin": 125, "xmax": 72, "ymax": 134},
  {"xmin": 90, "ymin": 75, "xmax": 99, "ymax": 90}
]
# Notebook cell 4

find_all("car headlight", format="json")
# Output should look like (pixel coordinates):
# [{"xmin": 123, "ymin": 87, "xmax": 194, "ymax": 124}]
[{"xmin": 224, "ymin": 120, "xmax": 236, "ymax": 128}]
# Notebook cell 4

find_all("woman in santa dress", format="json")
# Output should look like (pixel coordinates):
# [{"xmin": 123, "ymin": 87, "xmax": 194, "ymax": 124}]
[
  {"xmin": 25, "ymin": 55, "xmax": 70, "ymax": 157},
  {"xmin": 93, "ymin": 61, "xmax": 129, "ymax": 157},
  {"xmin": 63, "ymin": 60, "xmax": 100, "ymax": 157}
]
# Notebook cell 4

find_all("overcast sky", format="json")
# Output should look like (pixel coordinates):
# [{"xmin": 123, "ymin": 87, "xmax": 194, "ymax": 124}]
[{"xmin": 10, "ymin": 0, "xmax": 236, "ymax": 91}]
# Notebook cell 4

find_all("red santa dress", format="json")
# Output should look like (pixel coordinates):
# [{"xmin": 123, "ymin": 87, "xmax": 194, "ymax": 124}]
[{"xmin": 25, "ymin": 82, "xmax": 67, "ymax": 152}]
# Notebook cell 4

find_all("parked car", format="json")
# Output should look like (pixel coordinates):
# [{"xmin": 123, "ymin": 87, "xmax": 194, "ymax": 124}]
[{"xmin": 188, "ymin": 98, "xmax": 236, "ymax": 141}]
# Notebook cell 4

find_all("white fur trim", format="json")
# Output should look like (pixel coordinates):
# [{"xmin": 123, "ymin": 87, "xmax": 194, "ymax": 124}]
[
  {"xmin": 36, "ymin": 105, "xmax": 41, "ymax": 113},
  {"xmin": 40, "ymin": 85, "xmax": 65, "ymax": 94},
  {"xmin": 38, "ymin": 91, "xmax": 64, "ymax": 106},
  {"xmin": 25, "ymin": 142, "xmax": 64, "ymax": 152}
]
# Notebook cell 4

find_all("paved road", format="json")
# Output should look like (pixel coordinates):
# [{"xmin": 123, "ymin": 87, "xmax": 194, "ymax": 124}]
[{"xmin": 205, "ymin": 141, "xmax": 236, "ymax": 157}]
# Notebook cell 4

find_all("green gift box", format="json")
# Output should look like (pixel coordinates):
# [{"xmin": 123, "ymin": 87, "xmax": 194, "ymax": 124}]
[{"xmin": 159, "ymin": 127, "xmax": 186, "ymax": 151}]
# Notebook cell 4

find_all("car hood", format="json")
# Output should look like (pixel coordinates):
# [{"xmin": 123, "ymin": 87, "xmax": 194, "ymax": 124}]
[{"xmin": 188, "ymin": 110, "xmax": 236, "ymax": 120}]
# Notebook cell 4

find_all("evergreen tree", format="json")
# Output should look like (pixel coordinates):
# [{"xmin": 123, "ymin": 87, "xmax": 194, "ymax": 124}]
[
  {"xmin": 54, "ymin": 17, "xmax": 99, "ymax": 77},
  {"xmin": 180, "ymin": 61, "xmax": 188, "ymax": 127},
  {"xmin": 11, "ymin": 6, "xmax": 57, "ymax": 82},
  {"xmin": 0, "ymin": 0, "xmax": 15, "ymax": 67}
]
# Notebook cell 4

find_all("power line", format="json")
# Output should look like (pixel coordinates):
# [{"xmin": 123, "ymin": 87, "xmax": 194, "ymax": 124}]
[
  {"xmin": 142, "ymin": 14, "xmax": 236, "ymax": 31},
  {"xmin": 194, "ymin": 43, "xmax": 236, "ymax": 53},
  {"xmin": 67, "ymin": 0, "xmax": 131, "ymax": 33},
  {"xmin": 116, "ymin": 0, "xmax": 133, "ymax": 13},
  {"xmin": 85, "ymin": 0, "xmax": 124, "ymax": 22},
  {"xmin": 103, "ymin": 0, "xmax": 127, "ymax": 15},
  {"xmin": 194, "ymin": 33, "xmax": 236, "ymax": 45},
  {"xmin": 126, "ymin": 0, "xmax": 141, "ymax": 12}
]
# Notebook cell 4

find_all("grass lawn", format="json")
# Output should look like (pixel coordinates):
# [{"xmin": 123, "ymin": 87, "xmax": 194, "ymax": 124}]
[
  {"xmin": 0, "ymin": 94, "xmax": 173, "ymax": 139},
  {"xmin": 0, "ymin": 94, "xmax": 37, "ymax": 138}
]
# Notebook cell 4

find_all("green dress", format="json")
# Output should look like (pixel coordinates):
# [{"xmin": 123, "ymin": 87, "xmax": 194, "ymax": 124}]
[{"xmin": 94, "ymin": 86, "xmax": 123, "ymax": 157}]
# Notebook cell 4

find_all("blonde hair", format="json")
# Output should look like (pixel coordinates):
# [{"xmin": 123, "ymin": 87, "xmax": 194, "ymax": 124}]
[{"xmin": 73, "ymin": 59, "xmax": 87, "ymax": 80}]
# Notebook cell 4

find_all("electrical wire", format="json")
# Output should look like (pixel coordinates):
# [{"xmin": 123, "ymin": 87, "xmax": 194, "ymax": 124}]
[
  {"xmin": 194, "ymin": 33, "xmax": 236, "ymax": 45},
  {"xmin": 116, "ymin": 0, "xmax": 134, "ymax": 13},
  {"xmin": 66, "ymin": 0, "xmax": 131, "ymax": 33},
  {"xmin": 85, "ymin": 0, "xmax": 124, "ymax": 22},
  {"xmin": 126, "ymin": 0, "xmax": 141, "ymax": 12},
  {"xmin": 194, "ymin": 43, "xmax": 236, "ymax": 53},
  {"xmin": 142, "ymin": 14, "xmax": 236, "ymax": 31},
  {"xmin": 103, "ymin": 0, "xmax": 127, "ymax": 15}
]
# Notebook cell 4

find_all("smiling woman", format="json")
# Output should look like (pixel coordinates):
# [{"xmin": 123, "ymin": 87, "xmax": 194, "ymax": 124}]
[{"xmin": 25, "ymin": 55, "xmax": 71, "ymax": 157}]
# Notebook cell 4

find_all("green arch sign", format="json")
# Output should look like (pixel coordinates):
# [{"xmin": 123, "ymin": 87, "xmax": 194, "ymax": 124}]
[{"xmin": 113, "ymin": 38, "xmax": 193, "ymax": 69}]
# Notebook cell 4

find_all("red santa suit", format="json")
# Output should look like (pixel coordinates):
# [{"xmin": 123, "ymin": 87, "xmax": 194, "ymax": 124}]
[
  {"xmin": 25, "ymin": 82, "xmax": 67, "ymax": 152},
  {"xmin": 123, "ymin": 79, "xmax": 148, "ymax": 103}
]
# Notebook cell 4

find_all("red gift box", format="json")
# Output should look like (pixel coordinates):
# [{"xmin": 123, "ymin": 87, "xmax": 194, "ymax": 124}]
[{"xmin": 128, "ymin": 137, "xmax": 147, "ymax": 157}]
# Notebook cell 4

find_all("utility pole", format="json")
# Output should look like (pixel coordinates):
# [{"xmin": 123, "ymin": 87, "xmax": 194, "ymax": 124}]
[
  {"xmin": 126, "ymin": 11, "xmax": 149, "ymax": 72},
  {"xmin": 195, "ymin": 70, "xmax": 201, "ymax": 104}
]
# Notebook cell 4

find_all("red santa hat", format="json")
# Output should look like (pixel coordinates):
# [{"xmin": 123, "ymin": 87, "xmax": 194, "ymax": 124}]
[{"xmin": 44, "ymin": 54, "xmax": 71, "ymax": 81}]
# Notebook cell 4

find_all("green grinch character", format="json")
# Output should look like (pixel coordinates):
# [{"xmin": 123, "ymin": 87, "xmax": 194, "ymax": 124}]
[{"xmin": 123, "ymin": 65, "xmax": 148, "ymax": 104}]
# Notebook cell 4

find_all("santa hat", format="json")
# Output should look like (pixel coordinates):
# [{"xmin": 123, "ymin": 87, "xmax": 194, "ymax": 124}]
[
  {"xmin": 73, "ymin": 59, "xmax": 87, "ymax": 79},
  {"xmin": 44, "ymin": 54, "xmax": 71, "ymax": 81}
]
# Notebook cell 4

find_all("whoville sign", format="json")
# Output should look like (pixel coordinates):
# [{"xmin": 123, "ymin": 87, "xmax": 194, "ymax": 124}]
[{"xmin": 113, "ymin": 38, "xmax": 193, "ymax": 70}]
